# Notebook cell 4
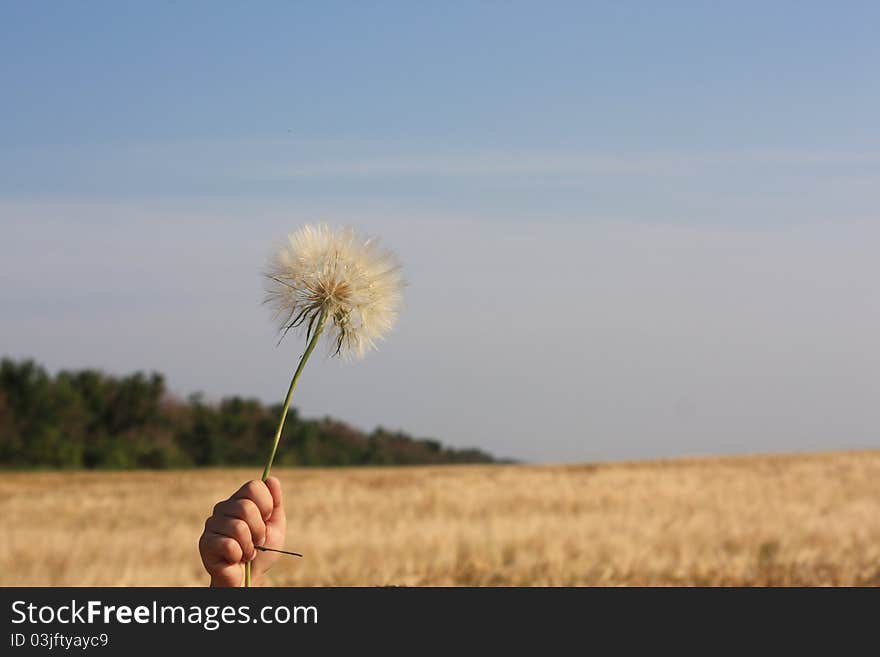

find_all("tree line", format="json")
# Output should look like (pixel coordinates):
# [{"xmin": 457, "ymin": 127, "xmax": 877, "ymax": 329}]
[{"xmin": 0, "ymin": 358, "xmax": 499, "ymax": 469}]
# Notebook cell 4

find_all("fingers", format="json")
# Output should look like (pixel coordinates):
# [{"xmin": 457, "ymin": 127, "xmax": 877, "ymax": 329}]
[
  {"xmin": 232, "ymin": 480, "xmax": 275, "ymax": 521},
  {"xmin": 199, "ymin": 532, "xmax": 245, "ymax": 586},
  {"xmin": 205, "ymin": 515, "xmax": 257, "ymax": 562},
  {"xmin": 199, "ymin": 531, "xmax": 243, "ymax": 565},
  {"xmin": 212, "ymin": 497, "xmax": 267, "ymax": 554},
  {"xmin": 206, "ymin": 479, "xmax": 275, "ymax": 556}
]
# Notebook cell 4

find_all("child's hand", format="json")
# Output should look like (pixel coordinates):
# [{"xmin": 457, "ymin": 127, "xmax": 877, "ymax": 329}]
[{"xmin": 199, "ymin": 477, "xmax": 287, "ymax": 586}]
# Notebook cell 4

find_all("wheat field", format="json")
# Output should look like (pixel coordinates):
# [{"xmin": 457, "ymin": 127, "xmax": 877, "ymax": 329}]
[{"xmin": 2, "ymin": 450, "xmax": 879, "ymax": 586}]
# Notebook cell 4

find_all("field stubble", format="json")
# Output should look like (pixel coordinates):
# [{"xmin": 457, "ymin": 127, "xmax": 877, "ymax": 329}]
[{"xmin": 2, "ymin": 450, "xmax": 879, "ymax": 586}]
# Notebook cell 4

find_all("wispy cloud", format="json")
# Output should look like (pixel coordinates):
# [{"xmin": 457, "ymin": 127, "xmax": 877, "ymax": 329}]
[
  {"xmin": 270, "ymin": 153, "xmax": 695, "ymax": 178},
  {"xmin": 2, "ymin": 137, "xmax": 879, "ymax": 222},
  {"xmin": 265, "ymin": 148, "xmax": 880, "ymax": 180}
]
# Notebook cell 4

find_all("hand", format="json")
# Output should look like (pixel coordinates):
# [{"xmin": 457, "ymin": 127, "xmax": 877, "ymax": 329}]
[{"xmin": 199, "ymin": 477, "xmax": 287, "ymax": 587}]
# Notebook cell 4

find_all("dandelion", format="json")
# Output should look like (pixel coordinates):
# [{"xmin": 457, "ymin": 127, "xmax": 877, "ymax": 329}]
[
  {"xmin": 265, "ymin": 224, "xmax": 403, "ymax": 360},
  {"xmin": 244, "ymin": 224, "xmax": 403, "ymax": 586}
]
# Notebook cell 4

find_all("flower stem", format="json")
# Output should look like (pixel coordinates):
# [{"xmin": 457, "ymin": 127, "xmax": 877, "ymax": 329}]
[{"xmin": 245, "ymin": 306, "xmax": 328, "ymax": 588}]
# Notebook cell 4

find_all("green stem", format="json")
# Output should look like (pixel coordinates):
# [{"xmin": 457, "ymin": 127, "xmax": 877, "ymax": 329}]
[
  {"xmin": 245, "ymin": 307, "xmax": 328, "ymax": 588},
  {"xmin": 256, "ymin": 545, "xmax": 303, "ymax": 557}
]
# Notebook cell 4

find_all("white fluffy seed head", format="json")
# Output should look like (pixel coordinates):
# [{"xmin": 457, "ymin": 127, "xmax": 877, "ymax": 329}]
[{"xmin": 264, "ymin": 224, "xmax": 404, "ymax": 359}]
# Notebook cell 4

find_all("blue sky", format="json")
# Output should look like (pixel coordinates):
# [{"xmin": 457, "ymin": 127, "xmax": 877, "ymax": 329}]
[
  {"xmin": 3, "ymin": 2, "xmax": 880, "ymax": 150},
  {"xmin": 1, "ymin": 2, "xmax": 878, "ymax": 461}
]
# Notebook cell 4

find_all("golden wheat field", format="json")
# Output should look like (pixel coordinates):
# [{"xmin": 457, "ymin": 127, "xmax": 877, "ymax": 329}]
[{"xmin": 2, "ymin": 450, "xmax": 879, "ymax": 586}]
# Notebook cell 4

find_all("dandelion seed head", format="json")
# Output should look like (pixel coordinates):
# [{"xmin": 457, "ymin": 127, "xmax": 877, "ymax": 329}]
[{"xmin": 265, "ymin": 224, "xmax": 404, "ymax": 359}]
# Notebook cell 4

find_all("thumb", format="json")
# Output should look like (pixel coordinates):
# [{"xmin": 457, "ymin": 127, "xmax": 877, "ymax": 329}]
[{"xmin": 263, "ymin": 476, "xmax": 284, "ymax": 524}]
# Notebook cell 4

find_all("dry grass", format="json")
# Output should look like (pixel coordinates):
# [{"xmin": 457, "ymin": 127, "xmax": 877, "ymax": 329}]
[{"xmin": 2, "ymin": 450, "xmax": 879, "ymax": 586}]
